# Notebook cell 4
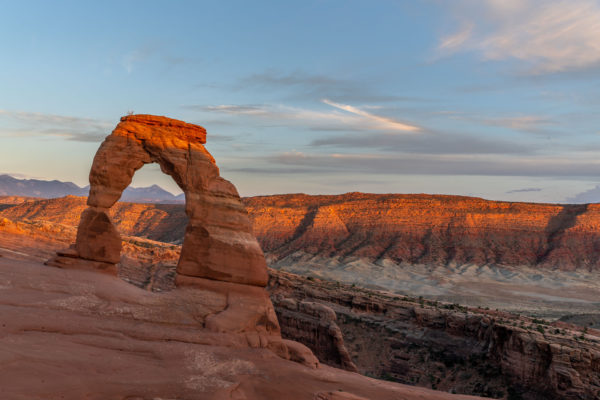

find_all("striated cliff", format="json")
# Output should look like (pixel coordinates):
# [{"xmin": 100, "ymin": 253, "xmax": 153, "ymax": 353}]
[
  {"xmin": 244, "ymin": 193, "xmax": 600, "ymax": 271},
  {"xmin": 268, "ymin": 270, "xmax": 600, "ymax": 400},
  {"xmin": 0, "ymin": 195, "xmax": 186, "ymax": 243},
  {"xmin": 4, "ymin": 193, "xmax": 600, "ymax": 317},
  {"xmin": 6, "ymin": 192, "xmax": 600, "ymax": 271}
]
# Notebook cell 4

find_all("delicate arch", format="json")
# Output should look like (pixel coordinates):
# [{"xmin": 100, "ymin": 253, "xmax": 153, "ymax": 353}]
[{"xmin": 48, "ymin": 115, "xmax": 268, "ymax": 287}]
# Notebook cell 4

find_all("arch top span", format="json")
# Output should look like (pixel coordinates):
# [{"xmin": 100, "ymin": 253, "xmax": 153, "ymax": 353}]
[
  {"xmin": 47, "ymin": 114, "xmax": 269, "ymax": 288},
  {"xmin": 117, "ymin": 114, "xmax": 207, "ymax": 144}
]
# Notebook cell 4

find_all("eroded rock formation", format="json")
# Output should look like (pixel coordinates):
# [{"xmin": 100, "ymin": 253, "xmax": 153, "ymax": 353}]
[
  {"xmin": 272, "ymin": 295, "xmax": 358, "ymax": 372},
  {"xmin": 49, "ymin": 114, "xmax": 266, "ymax": 287},
  {"xmin": 268, "ymin": 270, "xmax": 600, "ymax": 400},
  {"xmin": 45, "ymin": 115, "xmax": 296, "ymax": 358}
]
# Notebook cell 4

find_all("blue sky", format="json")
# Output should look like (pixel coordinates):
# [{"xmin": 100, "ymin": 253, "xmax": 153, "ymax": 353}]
[{"xmin": 2, "ymin": 0, "xmax": 600, "ymax": 202}]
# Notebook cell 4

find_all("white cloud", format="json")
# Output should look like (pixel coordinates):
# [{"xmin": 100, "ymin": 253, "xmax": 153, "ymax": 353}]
[
  {"xmin": 439, "ymin": 23, "xmax": 473, "ymax": 51},
  {"xmin": 439, "ymin": 0, "xmax": 600, "ymax": 74},
  {"xmin": 268, "ymin": 150, "xmax": 600, "ymax": 178},
  {"xmin": 321, "ymin": 99, "xmax": 421, "ymax": 133},
  {"xmin": 452, "ymin": 114, "xmax": 556, "ymax": 134},
  {"xmin": 197, "ymin": 102, "xmax": 422, "ymax": 133},
  {"xmin": 484, "ymin": 116, "xmax": 555, "ymax": 133},
  {"xmin": 0, "ymin": 110, "xmax": 111, "ymax": 142}
]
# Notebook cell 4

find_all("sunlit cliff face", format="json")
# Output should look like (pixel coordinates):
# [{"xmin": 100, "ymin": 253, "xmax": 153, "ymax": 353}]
[{"xmin": 244, "ymin": 193, "xmax": 600, "ymax": 270}]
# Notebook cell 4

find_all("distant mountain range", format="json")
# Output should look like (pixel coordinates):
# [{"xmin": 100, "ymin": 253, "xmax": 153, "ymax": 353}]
[{"xmin": 0, "ymin": 174, "xmax": 184, "ymax": 203}]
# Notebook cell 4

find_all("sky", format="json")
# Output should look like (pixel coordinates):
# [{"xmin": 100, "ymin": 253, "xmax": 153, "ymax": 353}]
[{"xmin": 1, "ymin": 0, "xmax": 600, "ymax": 203}]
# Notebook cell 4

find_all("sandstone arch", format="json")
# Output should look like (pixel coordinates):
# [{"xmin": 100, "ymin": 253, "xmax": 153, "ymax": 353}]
[{"xmin": 48, "ymin": 114, "xmax": 268, "ymax": 287}]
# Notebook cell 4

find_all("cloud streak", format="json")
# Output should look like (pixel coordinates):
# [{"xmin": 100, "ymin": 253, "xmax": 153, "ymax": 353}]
[
  {"xmin": 567, "ymin": 185, "xmax": 600, "ymax": 203},
  {"xmin": 321, "ymin": 99, "xmax": 420, "ymax": 133},
  {"xmin": 260, "ymin": 151, "xmax": 600, "ymax": 178},
  {"xmin": 0, "ymin": 110, "xmax": 111, "ymax": 143},
  {"xmin": 506, "ymin": 187, "xmax": 542, "ymax": 194},
  {"xmin": 311, "ymin": 131, "xmax": 534, "ymax": 155},
  {"xmin": 237, "ymin": 71, "xmax": 423, "ymax": 103},
  {"xmin": 192, "ymin": 102, "xmax": 422, "ymax": 134},
  {"xmin": 449, "ymin": 113, "xmax": 558, "ymax": 135},
  {"xmin": 439, "ymin": 0, "xmax": 600, "ymax": 74}
]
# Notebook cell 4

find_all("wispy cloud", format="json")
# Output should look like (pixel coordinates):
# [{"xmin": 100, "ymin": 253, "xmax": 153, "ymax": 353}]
[
  {"xmin": 322, "ymin": 99, "xmax": 420, "ymax": 133},
  {"xmin": 0, "ymin": 110, "xmax": 111, "ymax": 143},
  {"xmin": 452, "ymin": 113, "xmax": 558, "ymax": 135},
  {"xmin": 189, "ymin": 101, "xmax": 422, "ymax": 133},
  {"xmin": 481, "ymin": 116, "xmax": 555, "ymax": 132},
  {"xmin": 122, "ymin": 47, "xmax": 154, "ymax": 74},
  {"xmin": 438, "ymin": 0, "xmax": 600, "ymax": 74},
  {"xmin": 568, "ymin": 185, "xmax": 600, "ymax": 203},
  {"xmin": 439, "ymin": 23, "xmax": 473, "ymax": 51},
  {"xmin": 260, "ymin": 151, "xmax": 600, "ymax": 178},
  {"xmin": 237, "ymin": 70, "xmax": 427, "ymax": 103},
  {"xmin": 201, "ymin": 105, "xmax": 268, "ymax": 116},
  {"xmin": 311, "ymin": 130, "xmax": 534, "ymax": 155},
  {"xmin": 506, "ymin": 187, "xmax": 542, "ymax": 194},
  {"xmin": 121, "ymin": 44, "xmax": 199, "ymax": 74}
]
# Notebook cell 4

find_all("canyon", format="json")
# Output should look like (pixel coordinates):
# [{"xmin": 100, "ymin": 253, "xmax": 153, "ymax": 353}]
[
  {"xmin": 0, "ymin": 201, "xmax": 484, "ymax": 400},
  {"xmin": 3, "ymin": 192, "xmax": 600, "ymax": 317},
  {"xmin": 2, "ymin": 190, "xmax": 600, "ymax": 398},
  {"xmin": 2, "ymin": 212, "xmax": 598, "ymax": 399},
  {"xmin": 268, "ymin": 270, "xmax": 600, "ymax": 400}
]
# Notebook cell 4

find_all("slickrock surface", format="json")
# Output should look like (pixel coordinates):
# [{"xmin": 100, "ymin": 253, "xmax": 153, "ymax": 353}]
[
  {"xmin": 0, "ymin": 252, "xmax": 483, "ymax": 400},
  {"xmin": 268, "ymin": 270, "xmax": 600, "ymax": 400}
]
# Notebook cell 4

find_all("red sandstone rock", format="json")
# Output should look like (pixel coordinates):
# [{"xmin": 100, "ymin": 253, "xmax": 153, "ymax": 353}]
[
  {"xmin": 44, "ymin": 115, "xmax": 290, "ymax": 362},
  {"xmin": 244, "ymin": 193, "xmax": 600, "ymax": 271},
  {"xmin": 282, "ymin": 339, "xmax": 320, "ymax": 369},
  {"xmin": 48, "ymin": 114, "xmax": 267, "ymax": 287},
  {"xmin": 74, "ymin": 207, "xmax": 121, "ymax": 264},
  {"xmin": 12, "ymin": 192, "xmax": 600, "ymax": 271},
  {"xmin": 314, "ymin": 392, "xmax": 370, "ymax": 400},
  {"xmin": 273, "ymin": 295, "xmax": 358, "ymax": 373}
]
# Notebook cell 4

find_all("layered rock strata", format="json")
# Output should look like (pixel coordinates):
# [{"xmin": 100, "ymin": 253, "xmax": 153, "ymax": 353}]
[
  {"xmin": 11, "ymin": 192, "xmax": 600, "ymax": 271},
  {"xmin": 268, "ymin": 270, "xmax": 600, "ymax": 400},
  {"xmin": 245, "ymin": 193, "xmax": 600, "ymax": 271},
  {"xmin": 272, "ymin": 295, "xmax": 358, "ymax": 372}
]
